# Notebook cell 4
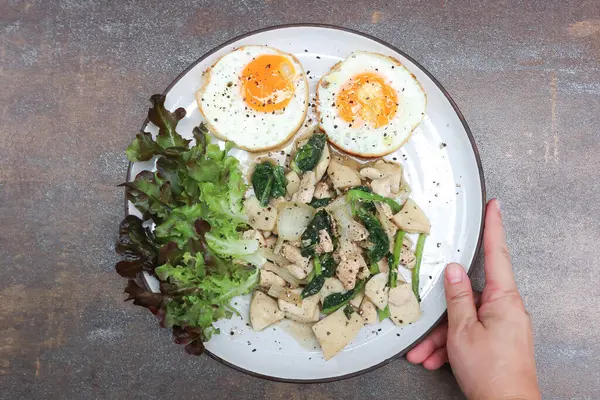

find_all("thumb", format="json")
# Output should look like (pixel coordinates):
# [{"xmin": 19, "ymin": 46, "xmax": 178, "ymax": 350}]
[{"xmin": 444, "ymin": 263, "xmax": 478, "ymax": 332}]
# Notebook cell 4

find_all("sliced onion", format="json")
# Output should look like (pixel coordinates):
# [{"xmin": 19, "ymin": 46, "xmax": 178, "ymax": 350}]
[
  {"xmin": 276, "ymin": 201, "xmax": 315, "ymax": 241},
  {"xmin": 326, "ymin": 196, "xmax": 354, "ymax": 241}
]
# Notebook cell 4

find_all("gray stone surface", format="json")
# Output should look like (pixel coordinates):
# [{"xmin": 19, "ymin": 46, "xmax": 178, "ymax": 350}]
[{"xmin": 2, "ymin": 0, "xmax": 600, "ymax": 398}]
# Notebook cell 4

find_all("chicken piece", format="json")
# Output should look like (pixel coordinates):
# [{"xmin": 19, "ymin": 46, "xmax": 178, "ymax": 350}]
[
  {"xmin": 359, "ymin": 167, "xmax": 385, "ymax": 180},
  {"xmin": 365, "ymin": 272, "xmax": 389, "ymax": 310},
  {"xmin": 291, "ymin": 171, "xmax": 316, "ymax": 204},
  {"xmin": 259, "ymin": 269, "xmax": 286, "ymax": 288},
  {"xmin": 315, "ymin": 229, "xmax": 334, "ymax": 254},
  {"xmin": 388, "ymin": 283, "xmax": 421, "ymax": 326},
  {"xmin": 348, "ymin": 221, "xmax": 369, "ymax": 242},
  {"xmin": 264, "ymin": 236, "xmax": 277, "ymax": 250},
  {"xmin": 262, "ymin": 230, "xmax": 271, "ymax": 238},
  {"xmin": 359, "ymin": 298, "xmax": 379, "ymax": 325},
  {"xmin": 336, "ymin": 253, "xmax": 367, "ymax": 290},
  {"xmin": 244, "ymin": 196, "xmax": 277, "ymax": 231},
  {"xmin": 314, "ymin": 144, "xmax": 331, "ymax": 182},
  {"xmin": 243, "ymin": 229, "xmax": 266, "ymax": 248},
  {"xmin": 250, "ymin": 291, "xmax": 284, "ymax": 331},
  {"xmin": 371, "ymin": 176, "xmax": 393, "ymax": 198},
  {"xmin": 390, "ymin": 199, "xmax": 431, "ymax": 234},
  {"xmin": 333, "ymin": 239, "xmax": 358, "ymax": 263},
  {"xmin": 313, "ymin": 182, "xmax": 332, "ymax": 199},
  {"xmin": 285, "ymin": 170, "xmax": 301, "ymax": 197},
  {"xmin": 280, "ymin": 243, "xmax": 310, "ymax": 271},
  {"xmin": 327, "ymin": 160, "xmax": 361, "ymax": 190},
  {"xmin": 312, "ymin": 307, "xmax": 364, "ymax": 360},
  {"xmin": 284, "ymin": 262, "xmax": 312, "ymax": 280},
  {"xmin": 377, "ymin": 257, "xmax": 389, "ymax": 273},
  {"xmin": 400, "ymin": 246, "xmax": 416, "ymax": 268}
]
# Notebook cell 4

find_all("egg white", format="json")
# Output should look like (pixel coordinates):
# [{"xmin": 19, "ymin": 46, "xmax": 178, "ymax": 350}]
[
  {"xmin": 196, "ymin": 46, "xmax": 309, "ymax": 152},
  {"xmin": 317, "ymin": 51, "xmax": 427, "ymax": 157}
]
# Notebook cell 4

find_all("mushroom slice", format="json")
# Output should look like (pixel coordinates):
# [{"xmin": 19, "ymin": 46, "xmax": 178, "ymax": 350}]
[
  {"xmin": 268, "ymin": 284, "xmax": 303, "ymax": 306},
  {"xmin": 285, "ymin": 170, "xmax": 301, "ymax": 197},
  {"xmin": 259, "ymin": 269, "xmax": 286, "ymax": 288},
  {"xmin": 365, "ymin": 272, "xmax": 389, "ymax": 310},
  {"xmin": 278, "ymin": 289, "xmax": 320, "ymax": 323},
  {"xmin": 314, "ymin": 144, "xmax": 331, "ymax": 182},
  {"xmin": 371, "ymin": 176, "xmax": 393, "ymax": 198},
  {"xmin": 314, "ymin": 182, "xmax": 332, "ymax": 199},
  {"xmin": 390, "ymin": 199, "xmax": 431, "ymax": 234},
  {"xmin": 319, "ymin": 277, "xmax": 346, "ymax": 304},
  {"xmin": 312, "ymin": 307, "xmax": 364, "ymax": 360},
  {"xmin": 359, "ymin": 298, "xmax": 379, "ymax": 325},
  {"xmin": 291, "ymin": 171, "xmax": 316, "ymax": 204},
  {"xmin": 244, "ymin": 196, "xmax": 277, "ymax": 231},
  {"xmin": 349, "ymin": 288, "xmax": 365, "ymax": 308},
  {"xmin": 373, "ymin": 160, "xmax": 402, "ymax": 193},
  {"xmin": 327, "ymin": 160, "xmax": 361, "ymax": 190},
  {"xmin": 388, "ymin": 283, "xmax": 421, "ymax": 326},
  {"xmin": 250, "ymin": 291, "xmax": 284, "ymax": 331},
  {"xmin": 359, "ymin": 167, "xmax": 385, "ymax": 180}
]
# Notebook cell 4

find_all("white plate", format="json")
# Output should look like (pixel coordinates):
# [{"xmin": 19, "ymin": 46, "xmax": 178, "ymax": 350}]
[{"xmin": 126, "ymin": 24, "xmax": 485, "ymax": 382}]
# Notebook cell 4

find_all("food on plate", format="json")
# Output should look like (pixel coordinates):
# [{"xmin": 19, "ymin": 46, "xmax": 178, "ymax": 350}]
[
  {"xmin": 316, "ymin": 51, "xmax": 427, "ymax": 157},
  {"xmin": 243, "ymin": 127, "xmax": 430, "ymax": 359},
  {"xmin": 116, "ymin": 95, "xmax": 264, "ymax": 355},
  {"xmin": 312, "ymin": 306, "xmax": 364, "ymax": 360},
  {"xmin": 119, "ymin": 45, "xmax": 432, "ymax": 359},
  {"xmin": 196, "ymin": 46, "xmax": 309, "ymax": 151}
]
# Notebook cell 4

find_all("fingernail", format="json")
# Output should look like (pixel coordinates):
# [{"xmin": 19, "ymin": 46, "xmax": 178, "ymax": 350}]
[
  {"xmin": 495, "ymin": 198, "xmax": 501, "ymax": 214},
  {"xmin": 445, "ymin": 263, "xmax": 463, "ymax": 284}
]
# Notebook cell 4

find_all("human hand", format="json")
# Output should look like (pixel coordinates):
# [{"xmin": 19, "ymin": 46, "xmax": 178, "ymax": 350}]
[{"xmin": 407, "ymin": 199, "xmax": 540, "ymax": 399}]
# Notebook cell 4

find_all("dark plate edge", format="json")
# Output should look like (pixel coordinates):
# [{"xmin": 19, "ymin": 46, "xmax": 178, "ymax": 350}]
[{"xmin": 123, "ymin": 23, "xmax": 487, "ymax": 384}]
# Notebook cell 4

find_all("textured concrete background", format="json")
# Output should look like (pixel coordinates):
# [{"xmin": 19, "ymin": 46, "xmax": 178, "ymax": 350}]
[{"xmin": 2, "ymin": 0, "xmax": 600, "ymax": 398}]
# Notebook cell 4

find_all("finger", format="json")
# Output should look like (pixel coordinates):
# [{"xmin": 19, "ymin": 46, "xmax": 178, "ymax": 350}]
[
  {"xmin": 423, "ymin": 347, "xmax": 448, "ymax": 370},
  {"xmin": 483, "ymin": 198, "xmax": 517, "ymax": 291},
  {"xmin": 444, "ymin": 263, "xmax": 478, "ymax": 332},
  {"xmin": 406, "ymin": 322, "xmax": 448, "ymax": 364}
]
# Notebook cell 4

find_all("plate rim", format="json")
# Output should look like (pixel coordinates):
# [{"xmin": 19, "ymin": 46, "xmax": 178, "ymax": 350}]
[{"xmin": 123, "ymin": 23, "xmax": 486, "ymax": 383}]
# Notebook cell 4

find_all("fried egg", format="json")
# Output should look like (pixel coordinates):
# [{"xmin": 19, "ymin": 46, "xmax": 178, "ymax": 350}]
[
  {"xmin": 317, "ymin": 51, "xmax": 427, "ymax": 157},
  {"xmin": 196, "ymin": 46, "xmax": 309, "ymax": 151}
]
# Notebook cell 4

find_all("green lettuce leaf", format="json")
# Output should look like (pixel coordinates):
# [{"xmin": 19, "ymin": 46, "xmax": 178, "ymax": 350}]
[{"xmin": 118, "ymin": 100, "xmax": 264, "ymax": 355}]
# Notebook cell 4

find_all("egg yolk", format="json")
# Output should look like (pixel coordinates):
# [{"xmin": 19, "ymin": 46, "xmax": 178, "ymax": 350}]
[
  {"xmin": 336, "ymin": 73, "xmax": 398, "ymax": 128},
  {"xmin": 241, "ymin": 54, "xmax": 295, "ymax": 113}
]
